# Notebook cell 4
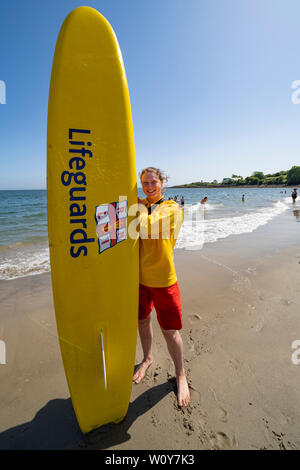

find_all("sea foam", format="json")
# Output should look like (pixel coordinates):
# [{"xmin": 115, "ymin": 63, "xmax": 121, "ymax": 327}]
[
  {"xmin": 0, "ymin": 198, "xmax": 292, "ymax": 279},
  {"xmin": 175, "ymin": 199, "xmax": 289, "ymax": 250},
  {"xmin": 0, "ymin": 246, "xmax": 50, "ymax": 280}
]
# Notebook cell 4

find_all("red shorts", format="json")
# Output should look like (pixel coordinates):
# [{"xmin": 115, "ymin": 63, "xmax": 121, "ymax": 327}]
[{"xmin": 139, "ymin": 282, "xmax": 182, "ymax": 330}]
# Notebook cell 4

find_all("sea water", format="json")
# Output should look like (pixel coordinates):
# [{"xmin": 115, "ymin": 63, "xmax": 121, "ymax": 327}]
[{"xmin": 0, "ymin": 187, "xmax": 298, "ymax": 280}]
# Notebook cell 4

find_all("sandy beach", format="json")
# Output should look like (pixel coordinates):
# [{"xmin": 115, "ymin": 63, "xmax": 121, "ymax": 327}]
[
  {"xmin": 0, "ymin": 211, "xmax": 300, "ymax": 450},
  {"xmin": 3, "ymin": 0, "xmax": 300, "ymax": 453}
]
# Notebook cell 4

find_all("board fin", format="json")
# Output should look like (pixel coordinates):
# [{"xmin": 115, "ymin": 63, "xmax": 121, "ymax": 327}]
[{"xmin": 100, "ymin": 329, "xmax": 107, "ymax": 390}]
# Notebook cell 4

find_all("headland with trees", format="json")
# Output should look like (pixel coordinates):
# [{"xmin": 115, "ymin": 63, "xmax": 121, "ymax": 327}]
[{"xmin": 171, "ymin": 166, "xmax": 300, "ymax": 188}]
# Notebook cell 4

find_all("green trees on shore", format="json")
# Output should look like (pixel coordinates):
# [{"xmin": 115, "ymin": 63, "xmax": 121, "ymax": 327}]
[
  {"xmin": 239, "ymin": 170, "xmax": 288, "ymax": 186},
  {"xmin": 226, "ymin": 167, "xmax": 300, "ymax": 186},
  {"xmin": 174, "ymin": 166, "xmax": 300, "ymax": 188},
  {"xmin": 287, "ymin": 166, "xmax": 300, "ymax": 185}
]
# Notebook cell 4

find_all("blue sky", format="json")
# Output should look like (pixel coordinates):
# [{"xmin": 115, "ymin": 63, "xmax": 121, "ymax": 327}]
[{"xmin": 0, "ymin": 0, "xmax": 300, "ymax": 189}]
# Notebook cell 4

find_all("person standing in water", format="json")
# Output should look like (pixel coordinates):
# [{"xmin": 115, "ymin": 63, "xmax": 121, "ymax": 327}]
[
  {"xmin": 242, "ymin": 194, "xmax": 245, "ymax": 202},
  {"xmin": 292, "ymin": 188, "xmax": 298, "ymax": 203},
  {"xmin": 133, "ymin": 167, "xmax": 190, "ymax": 407}
]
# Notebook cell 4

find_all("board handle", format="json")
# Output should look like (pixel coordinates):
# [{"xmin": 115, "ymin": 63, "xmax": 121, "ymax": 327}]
[{"xmin": 100, "ymin": 329, "xmax": 107, "ymax": 390}]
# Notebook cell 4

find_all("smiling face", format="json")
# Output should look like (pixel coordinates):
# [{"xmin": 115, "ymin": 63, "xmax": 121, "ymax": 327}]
[{"xmin": 141, "ymin": 171, "xmax": 163, "ymax": 203}]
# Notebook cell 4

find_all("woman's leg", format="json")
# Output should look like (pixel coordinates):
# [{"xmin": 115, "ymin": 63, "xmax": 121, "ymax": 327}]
[
  {"xmin": 133, "ymin": 315, "xmax": 153, "ymax": 383},
  {"xmin": 161, "ymin": 328, "xmax": 190, "ymax": 407}
]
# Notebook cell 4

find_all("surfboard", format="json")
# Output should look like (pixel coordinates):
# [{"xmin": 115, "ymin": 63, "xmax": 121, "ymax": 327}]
[{"xmin": 47, "ymin": 6, "xmax": 138, "ymax": 434}]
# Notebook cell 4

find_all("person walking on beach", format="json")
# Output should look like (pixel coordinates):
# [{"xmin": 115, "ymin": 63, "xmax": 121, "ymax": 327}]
[
  {"xmin": 201, "ymin": 196, "xmax": 207, "ymax": 204},
  {"xmin": 133, "ymin": 167, "xmax": 190, "ymax": 407},
  {"xmin": 292, "ymin": 188, "xmax": 297, "ymax": 203}
]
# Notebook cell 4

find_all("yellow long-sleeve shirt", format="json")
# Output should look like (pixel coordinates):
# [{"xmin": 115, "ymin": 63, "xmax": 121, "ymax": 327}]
[{"xmin": 138, "ymin": 198, "xmax": 183, "ymax": 287}]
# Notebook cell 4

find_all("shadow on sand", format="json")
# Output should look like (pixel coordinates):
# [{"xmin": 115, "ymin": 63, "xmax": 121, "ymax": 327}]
[{"xmin": 0, "ymin": 379, "xmax": 176, "ymax": 450}]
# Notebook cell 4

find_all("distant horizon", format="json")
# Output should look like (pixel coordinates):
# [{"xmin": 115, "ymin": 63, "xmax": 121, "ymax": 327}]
[
  {"xmin": 1, "ymin": 165, "xmax": 299, "ymax": 191},
  {"xmin": 2, "ymin": 185, "xmax": 299, "ymax": 192}
]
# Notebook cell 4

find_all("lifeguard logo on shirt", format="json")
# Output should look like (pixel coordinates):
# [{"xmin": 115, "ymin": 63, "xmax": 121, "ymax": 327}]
[{"xmin": 95, "ymin": 201, "xmax": 127, "ymax": 254}]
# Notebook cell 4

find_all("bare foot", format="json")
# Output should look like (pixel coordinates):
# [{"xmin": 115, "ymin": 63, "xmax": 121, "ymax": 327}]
[
  {"xmin": 177, "ymin": 374, "xmax": 190, "ymax": 407},
  {"xmin": 133, "ymin": 359, "xmax": 153, "ymax": 384}
]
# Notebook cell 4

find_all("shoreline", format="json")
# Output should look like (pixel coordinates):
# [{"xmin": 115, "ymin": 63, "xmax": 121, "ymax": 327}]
[
  {"xmin": 169, "ymin": 184, "xmax": 299, "ymax": 189},
  {"xmin": 1, "ymin": 196, "xmax": 299, "ymax": 282},
  {"xmin": 0, "ymin": 211, "xmax": 299, "ymax": 449}
]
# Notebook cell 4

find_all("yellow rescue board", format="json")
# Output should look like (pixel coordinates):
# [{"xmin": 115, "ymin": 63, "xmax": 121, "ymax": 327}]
[{"xmin": 47, "ymin": 6, "xmax": 138, "ymax": 434}]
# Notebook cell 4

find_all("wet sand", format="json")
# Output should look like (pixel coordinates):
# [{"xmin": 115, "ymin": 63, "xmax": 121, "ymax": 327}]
[{"xmin": 0, "ymin": 213, "xmax": 300, "ymax": 450}]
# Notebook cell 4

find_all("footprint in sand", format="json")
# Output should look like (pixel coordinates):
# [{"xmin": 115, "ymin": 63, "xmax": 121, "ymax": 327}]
[
  {"xmin": 228, "ymin": 358, "xmax": 241, "ymax": 371},
  {"xmin": 187, "ymin": 331, "xmax": 195, "ymax": 353},
  {"xmin": 152, "ymin": 365, "xmax": 163, "ymax": 383},
  {"xmin": 247, "ymin": 267, "xmax": 257, "ymax": 275},
  {"xmin": 232, "ymin": 276, "xmax": 252, "ymax": 293},
  {"xmin": 216, "ymin": 406, "xmax": 228, "ymax": 423},
  {"xmin": 151, "ymin": 412, "xmax": 160, "ymax": 427},
  {"xmin": 183, "ymin": 416, "xmax": 195, "ymax": 435},
  {"xmin": 280, "ymin": 298, "xmax": 293, "ymax": 306},
  {"xmin": 189, "ymin": 386, "xmax": 201, "ymax": 403},
  {"xmin": 254, "ymin": 319, "xmax": 265, "ymax": 332},
  {"xmin": 188, "ymin": 313, "xmax": 202, "ymax": 324},
  {"xmin": 209, "ymin": 431, "xmax": 237, "ymax": 450},
  {"xmin": 285, "ymin": 415, "xmax": 294, "ymax": 426},
  {"xmin": 210, "ymin": 388, "xmax": 229, "ymax": 423}
]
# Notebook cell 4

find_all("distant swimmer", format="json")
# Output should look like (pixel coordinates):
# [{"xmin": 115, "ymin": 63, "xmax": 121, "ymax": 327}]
[
  {"xmin": 180, "ymin": 196, "xmax": 185, "ymax": 206},
  {"xmin": 292, "ymin": 188, "xmax": 298, "ymax": 202},
  {"xmin": 200, "ymin": 197, "xmax": 208, "ymax": 204},
  {"xmin": 242, "ymin": 194, "xmax": 245, "ymax": 202}
]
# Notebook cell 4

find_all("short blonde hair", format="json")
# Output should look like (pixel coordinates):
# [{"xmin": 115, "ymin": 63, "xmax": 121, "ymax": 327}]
[{"xmin": 139, "ymin": 167, "xmax": 168, "ymax": 184}]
